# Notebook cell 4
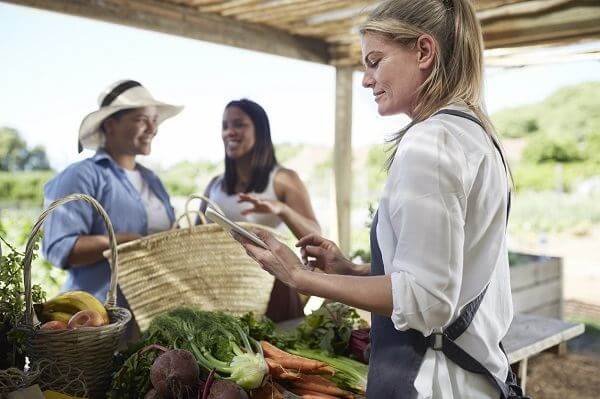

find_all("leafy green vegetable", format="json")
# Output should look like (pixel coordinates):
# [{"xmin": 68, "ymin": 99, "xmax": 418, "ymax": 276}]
[
  {"xmin": 239, "ymin": 312, "xmax": 276, "ymax": 342},
  {"xmin": 289, "ymin": 348, "xmax": 368, "ymax": 395},
  {"xmin": 109, "ymin": 343, "xmax": 160, "ymax": 398},
  {"xmin": 294, "ymin": 303, "xmax": 367, "ymax": 355},
  {"xmin": 0, "ymin": 234, "xmax": 46, "ymax": 369},
  {"xmin": 146, "ymin": 307, "xmax": 268, "ymax": 390},
  {"xmin": 239, "ymin": 312, "xmax": 295, "ymax": 349}
]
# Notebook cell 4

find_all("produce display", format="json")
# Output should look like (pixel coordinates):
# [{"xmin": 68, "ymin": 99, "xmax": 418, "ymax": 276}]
[
  {"xmin": 109, "ymin": 303, "xmax": 370, "ymax": 399},
  {"xmin": 2, "ymin": 237, "xmax": 370, "ymax": 399}
]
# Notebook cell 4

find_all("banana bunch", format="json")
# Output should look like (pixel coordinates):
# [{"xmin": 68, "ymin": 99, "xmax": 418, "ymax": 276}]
[{"xmin": 34, "ymin": 291, "xmax": 109, "ymax": 325}]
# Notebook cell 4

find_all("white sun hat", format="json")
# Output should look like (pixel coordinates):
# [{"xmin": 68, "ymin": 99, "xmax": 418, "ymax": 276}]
[{"xmin": 77, "ymin": 80, "xmax": 184, "ymax": 152}]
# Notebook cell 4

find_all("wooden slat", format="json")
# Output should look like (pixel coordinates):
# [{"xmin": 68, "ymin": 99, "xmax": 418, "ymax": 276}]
[
  {"xmin": 231, "ymin": 0, "xmax": 360, "ymax": 24},
  {"xmin": 512, "ymin": 280, "xmax": 562, "ymax": 314},
  {"xmin": 478, "ymin": 0, "xmax": 575, "ymax": 21},
  {"xmin": 510, "ymin": 258, "xmax": 561, "ymax": 291},
  {"xmin": 482, "ymin": 3, "xmax": 600, "ymax": 48},
  {"xmin": 334, "ymin": 66, "xmax": 354, "ymax": 255},
  {"xmin": 503, "ymin": 313, "xmax": 584, "ymax": 363},
  {"xmin": 3, "ymin": 0, "xmax": 331, "ymax": 64}
]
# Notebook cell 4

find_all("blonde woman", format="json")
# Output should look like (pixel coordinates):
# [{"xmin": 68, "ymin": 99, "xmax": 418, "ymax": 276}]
[{"xmin": 235, "ymin": 1, "xmax": 526, "ymax": 398}]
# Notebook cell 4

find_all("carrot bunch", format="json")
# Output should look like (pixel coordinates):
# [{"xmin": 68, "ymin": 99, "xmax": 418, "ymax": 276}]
[{"xmin": 257, "ymin": 341, "xmax": 356, "ymax": 399}]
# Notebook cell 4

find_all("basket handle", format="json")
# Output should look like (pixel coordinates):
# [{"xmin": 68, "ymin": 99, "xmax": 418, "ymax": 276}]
[
  {"xmin": 23, "ymin": 194, "xmax": 119, "ymax": 326},
  {"xmin": 172, "ymin": 210, "xmax": 207, "ymax": 229},
  {"xmin": 182, "ymin": 193, "xmax": 224, "ymax": 227}
]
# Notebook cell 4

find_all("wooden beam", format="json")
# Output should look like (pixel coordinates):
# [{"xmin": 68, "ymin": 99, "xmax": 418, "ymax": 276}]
[
  {"xmin": 482, "ymin": 3, "xmax": 600, "ymax": 48},
  {"xmin": 334, "ymin": 66, "xmax": 353, "ymax": 255},
  {"xmin": 2, "ymin": 0, "xmax": 330, "ymax": 64}
]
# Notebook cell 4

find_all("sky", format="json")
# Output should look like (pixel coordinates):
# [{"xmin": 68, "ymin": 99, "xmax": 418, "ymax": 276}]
[{"xmin": 1, "ymin": 2, "xmax": 599, "ymax": 171}]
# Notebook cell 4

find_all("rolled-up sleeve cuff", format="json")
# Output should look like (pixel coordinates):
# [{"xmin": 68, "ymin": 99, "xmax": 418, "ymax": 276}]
[
  {"xmin": 390, "ymin": 271, "xmax": 452, "ymax": 335},
  {"xmin": 390, "ymin": 271, "xmax": 410, "ymax": 331},
  {"xmin": 46, "ymin": 235, "xmax": 78, "ymax": 270}
]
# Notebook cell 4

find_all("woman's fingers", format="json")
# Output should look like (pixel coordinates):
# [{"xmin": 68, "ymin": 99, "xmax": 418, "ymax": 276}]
[
  {"xmin": 296, "ymin": 233, "xmax": 328, "ymax": 248},
  {"xmin": 302, "ymin": 245, "xmax": 326, "ymax": 259}
]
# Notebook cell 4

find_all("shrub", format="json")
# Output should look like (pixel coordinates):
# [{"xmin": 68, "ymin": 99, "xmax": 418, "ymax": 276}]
[
  {"xmin": 522, "ymin": 134, "xmax": 582, "ymax": 163},
  {"xmin": 0, "ymin": 171, "xmax": 53, "ymax": 204}
]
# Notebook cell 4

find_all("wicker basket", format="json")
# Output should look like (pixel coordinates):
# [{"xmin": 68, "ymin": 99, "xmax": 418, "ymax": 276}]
[
  {"xmin": 109, "ymin": 194, "xmax": 276, "ymax": 332},
  {"xmin": 19, "ymin": 194, "xmax": 131, "ymax": 399}
]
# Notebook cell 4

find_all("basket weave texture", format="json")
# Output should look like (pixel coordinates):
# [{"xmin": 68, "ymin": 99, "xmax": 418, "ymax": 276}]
[
  {"xmin": 19, "ymin": 194, "xmax": 131, "ymax": 398},
  {"xmin": 113, "ymin": 194, "xmax": 275, "ymax": 332}
]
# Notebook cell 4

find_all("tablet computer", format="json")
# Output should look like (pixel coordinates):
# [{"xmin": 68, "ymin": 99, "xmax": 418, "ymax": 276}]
[{"xmin": 205, "ymin": 207, "xmax": 268, "ymax": 250}]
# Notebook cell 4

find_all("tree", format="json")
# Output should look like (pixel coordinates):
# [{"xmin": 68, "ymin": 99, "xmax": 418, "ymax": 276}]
[
  {"xmin": 0, "ymin": 127, "xmax": 51, "ymax": 171},
  {"xmin": 0, "ymin": 127, "xmax": 28, "ymax": 171}
]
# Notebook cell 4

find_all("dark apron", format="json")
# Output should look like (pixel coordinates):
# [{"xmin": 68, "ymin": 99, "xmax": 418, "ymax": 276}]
[{"xmin": 366, "ymin": 110, "xmax": 527, "ymax": 398}]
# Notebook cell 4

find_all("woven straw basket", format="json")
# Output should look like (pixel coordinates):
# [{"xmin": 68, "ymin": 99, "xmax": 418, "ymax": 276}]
[
  {"xmin": 109, "ymin": 194, "xmax": 276, "ymax": 332},
  {"xmin": 19, "ymin": 194, "xmax": 131, "ymax": 398}
]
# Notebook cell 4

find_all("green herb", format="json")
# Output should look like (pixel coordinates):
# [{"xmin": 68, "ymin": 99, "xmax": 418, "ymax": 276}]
[
  {"xmin": 294, "ymin": 302, "xmax": 368, "ymax": 356},
  {"xmin": 239, "ymin": 312, "xmax": 295, "ymax": 349},
  {"xmin": 0, "ymin": 234, "xmax": 46, "ymax": 369},
  {"xmin": 109, "ymin": 342, "xmax": 160, "ymax": 398}
]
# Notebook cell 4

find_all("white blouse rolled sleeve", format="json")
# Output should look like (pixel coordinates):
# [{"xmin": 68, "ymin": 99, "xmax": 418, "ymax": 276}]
[{"xmin": 382, "ymin": 121, "xmax": 469, "ymax": 335}]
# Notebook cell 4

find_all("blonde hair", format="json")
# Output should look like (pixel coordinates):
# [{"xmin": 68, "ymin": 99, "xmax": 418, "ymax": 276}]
[{"xmin": 361, "ymin": 0, "xmax": 511, "ymax": 181}]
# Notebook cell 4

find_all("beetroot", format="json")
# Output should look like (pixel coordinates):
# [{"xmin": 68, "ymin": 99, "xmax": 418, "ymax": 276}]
[
  {"xmin": 207, "ymin": 380, "xmax": 249, "ymax": 399},
  {"xmin": 144, "ymin": 389, "xmax": 161, "ymax": 399},
  {"xmin": 150, "ymin": 348, "xmax": 200, "ymax": 398}
]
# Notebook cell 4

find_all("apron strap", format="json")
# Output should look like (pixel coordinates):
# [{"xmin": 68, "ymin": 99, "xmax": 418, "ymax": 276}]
[{"xmin": 433, "ymin": 109, "xmax": 512, "ymax": 222}]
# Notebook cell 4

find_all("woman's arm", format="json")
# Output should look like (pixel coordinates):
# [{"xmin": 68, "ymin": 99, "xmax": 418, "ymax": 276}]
[
  {"xmin": 67, "ymin": 233, "xmax": 141, "ymax": 267},
  {"xmin": 236, "ymin": 230, "xmax": 392, "ymax": 316},
  {"xmin": 239, "ymin": 168, "xmax": 320, "ymax": 239},
  {"xmin": 273, "ymin": 168, "xmax": 320, "ymax": 238},
  {"xmin": 296, "ymin": 270, "xmax": 393, "ymax": 316}
]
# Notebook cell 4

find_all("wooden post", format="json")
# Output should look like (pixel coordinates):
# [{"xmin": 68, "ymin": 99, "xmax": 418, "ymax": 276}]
[{"xmin": 334, "ymin": 66, "xmax": 353, "ymax": 255}]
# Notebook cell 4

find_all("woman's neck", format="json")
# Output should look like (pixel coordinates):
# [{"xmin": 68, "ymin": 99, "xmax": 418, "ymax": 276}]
[{"xmin": 105, "ymin": 147, "xmax": 136, "ymax": 170}]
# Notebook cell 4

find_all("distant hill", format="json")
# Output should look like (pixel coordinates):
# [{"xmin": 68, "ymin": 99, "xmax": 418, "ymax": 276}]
[{"xmin": 492, "ymin": 81, "xmax": 600, "ymax": 141}]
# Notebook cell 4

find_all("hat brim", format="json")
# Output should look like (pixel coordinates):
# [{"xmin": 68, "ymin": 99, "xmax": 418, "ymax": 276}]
[{"xmin": 78, "ymin": 101, "xmax": 183, "ymax": 152}]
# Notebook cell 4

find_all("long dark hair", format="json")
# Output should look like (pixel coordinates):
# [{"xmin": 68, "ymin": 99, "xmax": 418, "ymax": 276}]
[{"xmin": 223, "ymin": 99, "xmax": 278, "ymax": 194}]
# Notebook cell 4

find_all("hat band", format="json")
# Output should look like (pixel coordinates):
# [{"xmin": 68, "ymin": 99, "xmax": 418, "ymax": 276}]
[{"xmin": 100, "ymin": 80, "xmax": 142, "ymax": 107}]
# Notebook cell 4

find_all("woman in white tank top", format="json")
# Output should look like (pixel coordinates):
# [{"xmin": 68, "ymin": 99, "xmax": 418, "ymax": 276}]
[{"xmin": 202, "ymin": 99, "xmax": 320, "ymax": 321}]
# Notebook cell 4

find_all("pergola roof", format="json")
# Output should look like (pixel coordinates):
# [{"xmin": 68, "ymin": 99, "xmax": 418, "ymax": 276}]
[{"xmin": 7, "ymin": 0, "xmax": 600, "ymax": 67}]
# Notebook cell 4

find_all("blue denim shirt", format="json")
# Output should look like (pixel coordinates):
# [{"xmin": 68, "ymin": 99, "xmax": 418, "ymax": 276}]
[{"xmin": 42, "ymin": 150, "xmax": 175, "ymax": 305}]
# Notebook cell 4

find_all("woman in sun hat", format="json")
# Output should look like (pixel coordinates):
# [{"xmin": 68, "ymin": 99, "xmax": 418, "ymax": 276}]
[{"xmin": 42, "ymin": 80, "xmax": 182, "ymax": 311}]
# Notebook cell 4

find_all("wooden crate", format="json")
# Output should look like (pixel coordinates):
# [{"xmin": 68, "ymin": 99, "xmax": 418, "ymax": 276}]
[{"xmin": 510, "ymin": 254, "xmax": 563, "ymax": 319}]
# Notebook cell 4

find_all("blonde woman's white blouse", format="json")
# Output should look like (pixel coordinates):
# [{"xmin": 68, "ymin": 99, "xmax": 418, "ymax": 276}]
[{"xmin": 376, "ymin": 104, "xmax": 512, "ymax": 398}]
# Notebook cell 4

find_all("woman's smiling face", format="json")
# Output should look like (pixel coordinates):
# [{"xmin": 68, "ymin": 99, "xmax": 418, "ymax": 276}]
[
  {"xmin": 222, "ymin": 106, "xmax": 256, "ymax": 159},
  {"xmin": 361, "ymin": 32, "xmax": 424, "ymax": 117}
]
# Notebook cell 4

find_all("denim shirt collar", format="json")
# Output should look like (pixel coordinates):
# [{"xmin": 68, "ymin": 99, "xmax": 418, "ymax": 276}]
[{"xmin": 91, "ymin": 149, "xmax": 174, "ymax": 222}]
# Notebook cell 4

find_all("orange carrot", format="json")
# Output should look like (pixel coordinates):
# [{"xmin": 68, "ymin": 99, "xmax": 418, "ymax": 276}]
[
  {"xmin": 296, "ymin": 375, "xmax": 338, "ymax": 387},
  {"xmin": 314, "ymin": 365, "xmax": 336, "ymax": 376},
  {"xmin": 288, "ymin": 387, "xmax": 340, "ymax": 399},
  {"xmin": 260, "ymin": 341, "xmax": 331, "ymax": 373},
  {"xmin": 266, "ymin": 358, "xmax": 302, "ymax": 380},
  {"xmin": 260, "ymin": 341, "xmax": 294, "ymax": 358},
  {"xmin": 290, "ymin": 377, "xmax": 354, "ymax": 398}
]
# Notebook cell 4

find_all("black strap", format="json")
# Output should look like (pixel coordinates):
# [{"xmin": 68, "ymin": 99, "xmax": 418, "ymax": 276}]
[
  {"xmin": 434, "ymin": 109, "xmax": 512, "ymax": 223},
  {"xmin": 100, "ymin": 80, "xmax": 142, "ymax": 107},
  {"xmin": 444, "ymin": 285, "xmax": 488, "ymax": 341},
  {"xmin": 424, "ymin": 287, "xmax": 528, "ymax": 398}
]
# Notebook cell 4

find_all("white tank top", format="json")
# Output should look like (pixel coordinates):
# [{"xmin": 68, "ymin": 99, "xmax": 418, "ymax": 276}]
[
  {"xmin": 124, "ymin": 168, "xmax": 171, "ymax": 234},
  {"xmin": 207, "ymin": 167, "xmax": 283, "ymax": 229}
]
